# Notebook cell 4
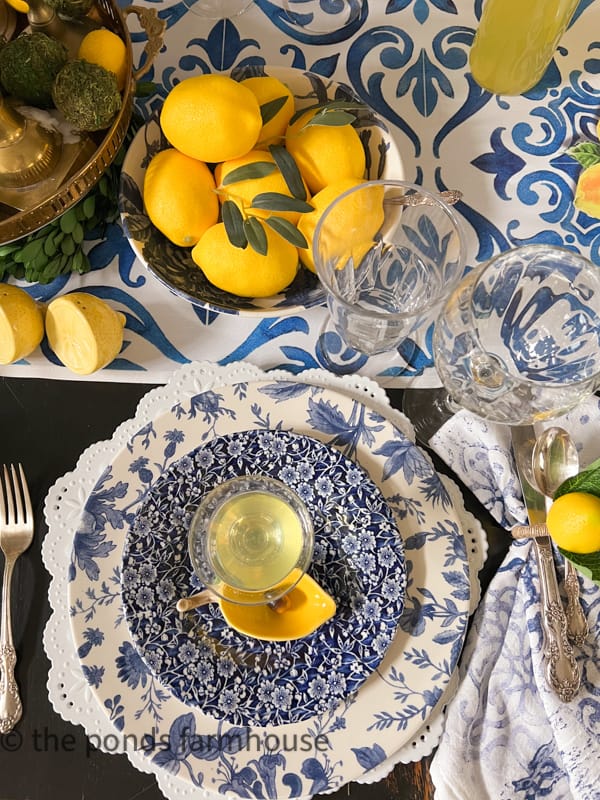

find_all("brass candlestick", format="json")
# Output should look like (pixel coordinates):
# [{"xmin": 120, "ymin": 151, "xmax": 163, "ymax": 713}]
[
  {"xmin": 0, "ymin": 95, "xmax": 62, "ymax": 189},
  {"xmin": 27, "ymin": 0, "xmax": 97, "ymax": 58}
]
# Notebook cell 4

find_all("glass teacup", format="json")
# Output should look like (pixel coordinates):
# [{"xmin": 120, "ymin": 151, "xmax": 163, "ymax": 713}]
[{"xmin": 188, "ymin": 475, "xmax": 314, "ymax": 606}]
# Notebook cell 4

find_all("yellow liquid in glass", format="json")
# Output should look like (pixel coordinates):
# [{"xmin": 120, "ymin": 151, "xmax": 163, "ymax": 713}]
[
  {"xmin": 208, "ymin": 490, "xmax": 304, "ymax": 591},
  {"xmin": 469, "ymin": 0, "xmax": 580, "ymax": 95}
]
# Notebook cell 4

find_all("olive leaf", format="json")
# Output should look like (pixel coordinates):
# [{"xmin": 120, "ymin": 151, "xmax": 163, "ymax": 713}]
[
  {"xmin": 221, "ymin": 162, "xmax": 277, "ymax": 186},
  {"xmin": 289, "ymin": 99, "xmax": 366, "ymax": 126},
  {"xmin": 269, "ymin": 144, "xmax": 307, "ymax": 201},
  {"xmin": 244, "ymin": 217, "xmax": 268, "ymax": 255},
  {"xmin": 566, "ymin": 142, "xmax": 600, "ymax": 169},
  {"xmin": 264, "ymin": 216, "xmax": 308, "ymax": 248},
  {"xmin": 250, "ymin": 192, "xmax": 313, "ymax": 213},
  {"xmin": 260, "ymin": 95, "xmax": 289, "ymax": 125},
  {"xmin": 305, "ymin": 109, "xmax": 357, "ymax": 127},
  {"xmin": 222, "ymin": 200, "xmax": 247, "ymax": 248}
]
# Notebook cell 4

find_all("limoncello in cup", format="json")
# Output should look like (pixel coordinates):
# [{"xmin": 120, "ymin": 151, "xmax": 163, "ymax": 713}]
[
  {"xmin": 469, "ymin": 0, "xmax": 580, "ymax": 95},
  {"xmin": 189, "ymin": 476, "xmax": 314, "ymax": 605}
]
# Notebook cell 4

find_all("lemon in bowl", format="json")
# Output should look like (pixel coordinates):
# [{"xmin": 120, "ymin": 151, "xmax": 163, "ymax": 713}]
[{"xmin": 119, "ymin": 65, "xmax": 404, "ymax": 316}]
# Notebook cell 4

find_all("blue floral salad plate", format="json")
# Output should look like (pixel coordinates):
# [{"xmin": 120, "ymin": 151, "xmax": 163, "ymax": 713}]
[
  {"xmin": 67, "ymin": 374, "xmax": 473, "ymax": 797},
  {"xmin": 118, "ymin": 65, "xmax": 404, "ymax": 317},
  {"xmin": 121, "ymin": 428, "xmax": 406, "ymax": 727}
]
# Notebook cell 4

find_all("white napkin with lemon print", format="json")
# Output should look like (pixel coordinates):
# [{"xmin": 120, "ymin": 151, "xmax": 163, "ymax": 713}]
[{"xmin": 427, "ymin": 396, "xmax": 600, "ymax": 800}]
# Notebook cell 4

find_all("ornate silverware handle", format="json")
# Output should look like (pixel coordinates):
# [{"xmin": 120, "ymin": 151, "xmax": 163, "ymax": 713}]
[
  {"xmin": 534, "ymin": 537, "xmax": 580, "ymax": 702},
  {"xmin": 0, "ymin": 557, "xmax": 23, "ymax": 733},
  {"xmin": 564, "ymin": 562, "xmax": 588, "ymax": 647}
]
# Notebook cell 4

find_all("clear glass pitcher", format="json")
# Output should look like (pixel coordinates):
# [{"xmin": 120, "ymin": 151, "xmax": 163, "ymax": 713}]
[{"xmin": 469, "ymin": 0, "xmax": 580, "ymax": 95}]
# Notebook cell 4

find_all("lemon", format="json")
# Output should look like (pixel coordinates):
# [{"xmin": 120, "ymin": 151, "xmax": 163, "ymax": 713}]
[
  {"xmin": 45, "ymin": 292, "xmax": 126, "ymax": 375},
  {"xmin": 215, "ymin": 149, "xmax": 309, "ymax": 225},
  {"xmin": 160, "ymin": 75, "xmax": 262, "ymax": 163},
  {"xmin": 192, "ymin": 222, "xmax": 298, "ymax": 297},
  {"xmin": 0, "ymin": 284, "xmax": 44, "ymax": 364},
  {"xmin": 546, "ymin": 491, "xmax": 600, "ymax": 554},
  {"xmin": 3, "ymin": 0, "xmax": 28, "ymax": 12},
  {"xmin": 220, "ymin": 572, "xmax": 336, "ymax": 641},
  {"xmin": 574, "ymin": 162, "xmax": 600, "ymax": 219},
  {"xmin": 78, "ymin": 28, "xmax": 128, "ymax": 91},
  {"xmin": 297, "ymin": 178, "xmax": 384, "ymax": 272},
  {"xmin": 240, "ymin": 75, "xmax": 295, "ymax": 147},
  {"xmin": 285, "ymin": 108, "xmax": 366, "ymax": 194},
  {"xmin": 144, "ymin": 148, "xmax": 219, "ymax": 247}
]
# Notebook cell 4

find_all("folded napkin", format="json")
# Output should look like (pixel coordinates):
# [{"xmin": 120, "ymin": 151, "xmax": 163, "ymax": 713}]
[{"xmin": 427, "ymin": 397, "xmax": 600, "ymax": 800}]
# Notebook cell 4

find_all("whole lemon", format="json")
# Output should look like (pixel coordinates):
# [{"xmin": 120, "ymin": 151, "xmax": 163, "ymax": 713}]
[
  {"xmin": 192, "ymin": 222, "xmax": 299, "ymax": 297},
  {"xmin": 297, "ymin": 178, "xmax": 384, "ymax": 272},
  {"xmin": 240, "ymin": 75, "xmax": 295, "ymax": 147},
  {"xmin": 45, "ymin": 292, "xmax": 126, "ymax": 375},
  {"xmin": 546, "ymin": 491, "xmax": 600, "ymax": 554},
  {"xmin": 78, "ymin": 29, "xmax": 128, "ymax": 91},
  {"xmin": 160, "ymin": 74, "xmax": 262, "ymax": 163},
  {"xmin": 574, "ymin": 162, "xmax": 600, "ymax": 219},
  {"xmin": 215, "ymin": 149, "xmax": 310, "ymax": 225},
  {"xmin": 0, "ymin": 284, "xmax": 44, "ymax": 364},
  {"xmin": 285, "ymin": 108, "xmax": 366, "ymax": 194},
  {"xmin": 144, "ymin": 148, "xmax": 219, "ymax": 247}
]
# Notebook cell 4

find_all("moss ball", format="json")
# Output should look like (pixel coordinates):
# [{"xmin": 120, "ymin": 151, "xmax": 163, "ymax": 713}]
[
  {"xmin": 46, "ymin": 0, "xmax": 94, "ymax": 17},
  {"xmin": 0, "ymin": 32, "xmax": 68, "ymax": 108},
  {"xmin": 52, "ymin": 59, "xmax": 122, "ymax": 131}
]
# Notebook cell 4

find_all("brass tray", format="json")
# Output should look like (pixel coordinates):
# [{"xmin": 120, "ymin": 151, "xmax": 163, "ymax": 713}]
[{"xmin": 0, "ymin": 0, "xmax": 165, "ymax": 244}]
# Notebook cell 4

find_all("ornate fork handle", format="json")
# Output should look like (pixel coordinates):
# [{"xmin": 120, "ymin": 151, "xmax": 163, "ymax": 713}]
[
  {"xmin": 564, "ymin": 563, "xmax": 588, "ymax": 647},
  {"xmin": 0, "ymin": 557, "xmax": 23, "ymax": 733},
  {"xmin": 534, "ymin": 538, "xmax": 580, "ymax": 702}
]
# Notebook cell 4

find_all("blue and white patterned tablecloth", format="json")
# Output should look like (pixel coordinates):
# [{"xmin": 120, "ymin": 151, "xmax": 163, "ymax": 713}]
[{"xmin": 2, "ymin": 0, "xmax": 599, "ymax": 384}]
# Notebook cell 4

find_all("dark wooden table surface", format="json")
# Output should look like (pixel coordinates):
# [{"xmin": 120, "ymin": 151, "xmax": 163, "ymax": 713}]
[{"xmin": 0, "ymin": 377, "xmax": 507, "ymax": 800}]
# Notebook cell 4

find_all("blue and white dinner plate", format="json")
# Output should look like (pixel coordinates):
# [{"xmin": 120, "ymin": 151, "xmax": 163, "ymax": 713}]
[
  {"xmin": 121, "ymin": 428, "xmax": 406, "ymax": 727},
  {"xmin": 67, "ymin": 378, "xmax": 471, "ymax": 796}
]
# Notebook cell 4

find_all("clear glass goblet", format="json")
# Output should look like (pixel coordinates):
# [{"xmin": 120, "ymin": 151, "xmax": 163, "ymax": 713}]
[
  {"xmin": 182, "ymin": 0, "xmax": 254, "ymax": 19},
  {"xmin": 312, "ymin": 180, "xmax": 467, "ymax": 359},
  {"xmin": 281, "ymin": 0, "xmax": 363, "ymax": 33},
  {"xmin": 404, "ymin": 244, "xmax": 600, "ymax": 440}
]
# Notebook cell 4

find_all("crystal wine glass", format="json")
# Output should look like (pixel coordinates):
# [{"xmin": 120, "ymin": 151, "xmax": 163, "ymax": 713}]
[
  {"xmin": 312, "ymin": 180, "xmax": 466, "ymax": 360},
  {"xmin": 403, "ymin": 244, "xmax": 600, "ymax": 440},
  {"xmin": 182, "ymin": 0, "xmax": 254, "ymax": 19}
]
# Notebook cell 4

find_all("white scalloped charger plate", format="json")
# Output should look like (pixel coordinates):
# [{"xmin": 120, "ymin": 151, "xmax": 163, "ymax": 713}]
[{"xmin": 61, "ymin": 375, "xmax": 472, "ymax": 798}]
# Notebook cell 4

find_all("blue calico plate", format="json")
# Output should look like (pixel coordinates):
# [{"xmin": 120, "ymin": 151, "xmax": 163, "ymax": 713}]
[{"xmin": 121, "ymin": 429, "xmax": 406, "ymax": 727}]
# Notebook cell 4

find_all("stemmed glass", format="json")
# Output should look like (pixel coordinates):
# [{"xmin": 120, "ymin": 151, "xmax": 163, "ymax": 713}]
[
  {"xmin": 403, "ymin": 244, "xmax": 600, "ymax": 440},
  {"xmin": 182, "ymin": 0, "xmax": 254, "ymax": 18},
  {"xmin": 312, "ymin": 180, "xmax": 466, "ymax": 363},
  {"xmin": 280, "ymin": 0, "xmax": 363, "ymax": 33}
]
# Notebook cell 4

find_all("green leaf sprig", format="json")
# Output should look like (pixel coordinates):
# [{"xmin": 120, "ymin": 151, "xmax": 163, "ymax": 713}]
[
  {"xmin": 553, "ymin": 458, "xmax": 600, "ymax": 586},
  {"xmin": 215, "ymin": 96, "xmax": 369, "ymax": 256},
  {"xmin": 566, "ymin": 141, "xmax": 600, "ymax": 170},
  {"xmin": 218, "ymin": 143, "xmax": 312, "ymax": 256}
]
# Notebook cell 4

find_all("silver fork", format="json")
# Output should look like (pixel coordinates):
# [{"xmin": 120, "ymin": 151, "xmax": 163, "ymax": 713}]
[{"xmin": 0, "ymin": 464, "xmax": 34, "ymax": 733}]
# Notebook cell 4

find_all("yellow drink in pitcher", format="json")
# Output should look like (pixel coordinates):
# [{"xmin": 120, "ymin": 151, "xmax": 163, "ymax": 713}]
[
  {"xmin": 208, "ymin": 489, "xmax": 306, "ymax": 592},
  {"xmin": 469, "ymin": 0, "xmax": 580, "ymax": 95}
]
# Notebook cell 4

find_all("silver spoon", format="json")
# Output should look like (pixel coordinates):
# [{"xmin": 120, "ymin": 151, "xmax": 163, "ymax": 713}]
[{"xmin": 532, "ymin": 427, "xmax": 588, "ymax": 647}]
